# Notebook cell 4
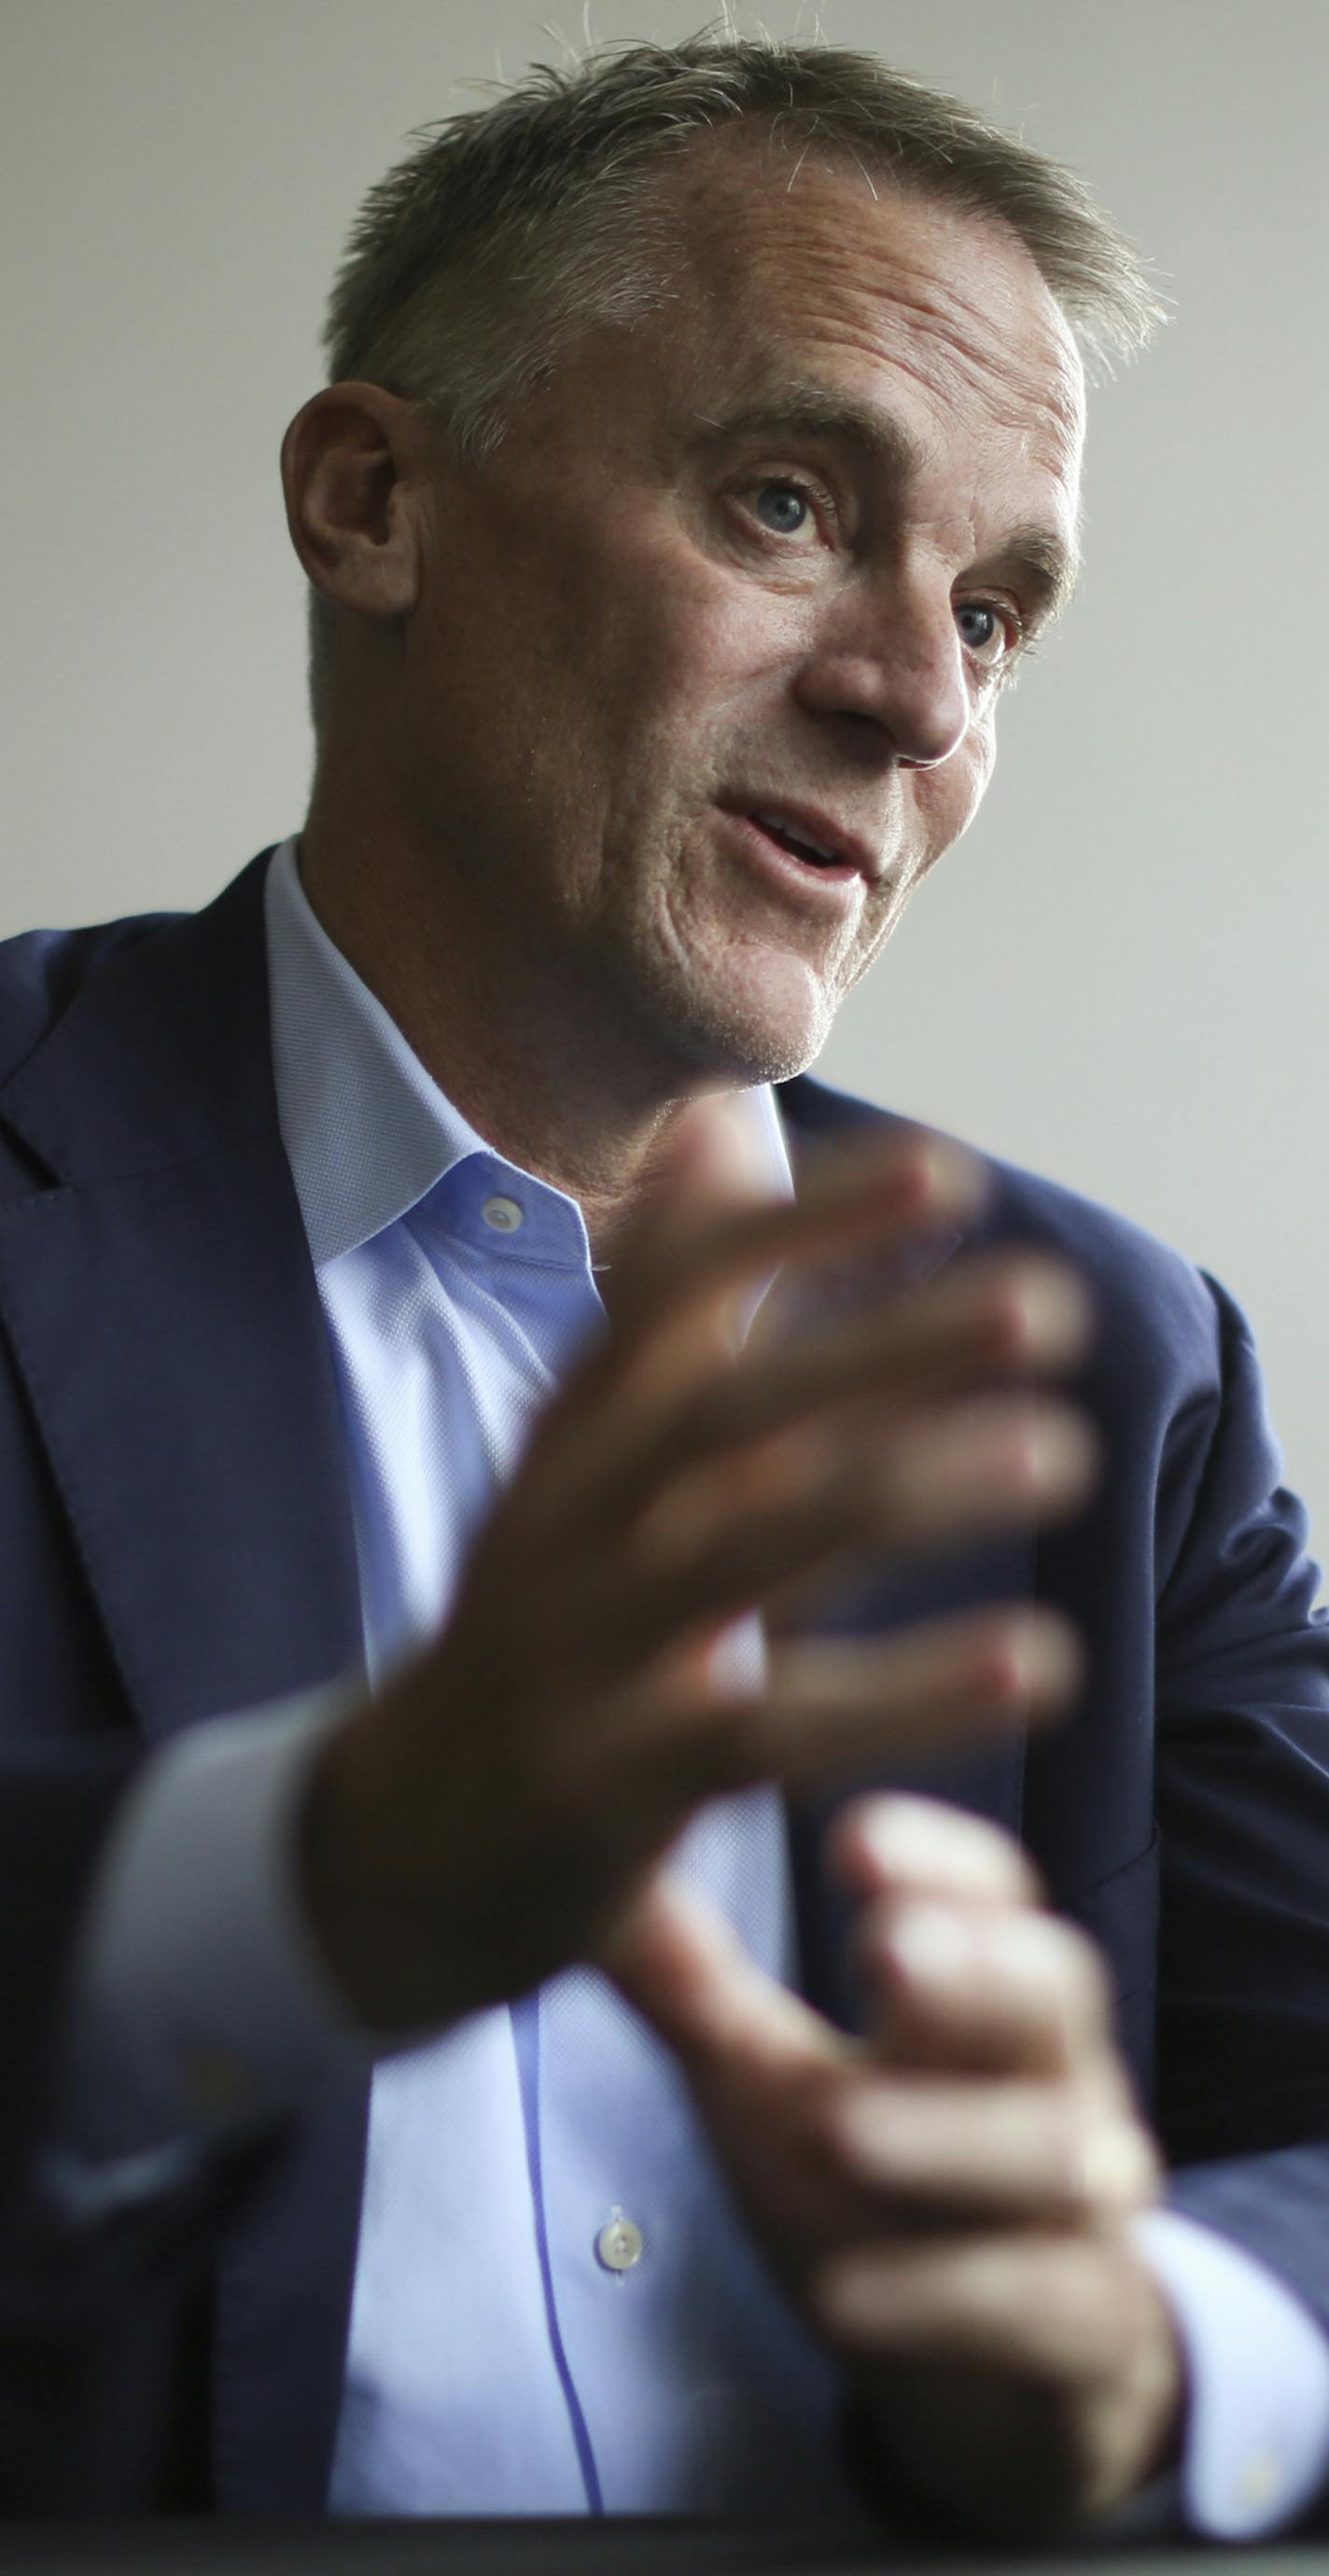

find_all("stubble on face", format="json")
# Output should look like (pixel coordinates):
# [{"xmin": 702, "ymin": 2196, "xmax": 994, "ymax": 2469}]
[{"xmin": 385, "ymin": 136, "xmax": 1084, "ymax": 1126}]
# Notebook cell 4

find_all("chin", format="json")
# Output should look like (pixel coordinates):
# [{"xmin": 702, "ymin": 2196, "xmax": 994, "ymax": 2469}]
[
  {"xmin": 614, "ymin": 923, "xmax": 841, "ymax": 1088},
  {"xmin": 661, "ymin": 980, "xmax": 833, "ymax": 1090}
]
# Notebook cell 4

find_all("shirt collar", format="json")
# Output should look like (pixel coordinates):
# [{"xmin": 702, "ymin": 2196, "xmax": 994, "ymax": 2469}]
[{"xmin": 263, "ymin": 835, "xmax": 792, "ymax": 1268}]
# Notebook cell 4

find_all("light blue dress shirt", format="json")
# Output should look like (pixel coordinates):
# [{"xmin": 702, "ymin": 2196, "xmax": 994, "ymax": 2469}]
[{"xmin": 57, "ymin": 836, "xmax": 1329, "ymax": 2534}]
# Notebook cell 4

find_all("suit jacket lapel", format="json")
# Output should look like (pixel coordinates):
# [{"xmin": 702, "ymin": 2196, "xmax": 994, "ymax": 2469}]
[
  {"xmin": 0, "ymin": 857, "xmax": 369, "ymax": 2509},
  {"xmin": 0, "ymin": 855, "xmax": 363, "ymax": 1736}
]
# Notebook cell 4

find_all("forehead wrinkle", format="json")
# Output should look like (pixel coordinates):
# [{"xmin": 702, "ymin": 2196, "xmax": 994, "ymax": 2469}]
[
  {"xmin": 792, "ymin": 251, "xmax": 1070, "ymax": 443},
  {"xmin": 689, "ymin": 381, "xmax": 925, "ymax": 483},
  {"xmin": 664, "ymin": 152, "xmax": 1084, "ymax": 568},
  {"xmin": 686, "ymin": 174, "xmax": 1083, "ymax": 461}
]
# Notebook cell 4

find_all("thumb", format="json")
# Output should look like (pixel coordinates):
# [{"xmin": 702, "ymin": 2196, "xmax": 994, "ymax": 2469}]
[
  {"xmin": 644, "ymin": 1093, "xmax": 776, "ymax": 1233},
  {"xmin": 606, "ymin": 1093, "xmax": 776, "ymax": 1341},
  {"xmin": 604, "ymin": 1869, "xmax": 846, "ymax": 2087}
]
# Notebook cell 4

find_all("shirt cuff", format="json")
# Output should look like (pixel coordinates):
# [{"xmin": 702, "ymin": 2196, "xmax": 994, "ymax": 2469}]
[
  {"xmin": 1135, "ymin": 2204, "xmax": 1329, "ymax": 2538},
  {"xmin": 53, "ymin": 1690, "xmax": 375, "ymax": 2166}
]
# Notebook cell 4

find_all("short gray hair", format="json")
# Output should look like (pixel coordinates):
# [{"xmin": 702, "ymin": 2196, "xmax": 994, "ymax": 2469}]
[{"xmin": 308, "ymin": 32, "xmax": 1162, "ymax": 731}]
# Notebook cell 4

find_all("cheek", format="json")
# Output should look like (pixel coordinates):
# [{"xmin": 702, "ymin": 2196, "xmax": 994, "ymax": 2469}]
[
  {"xmin": 635, "ymin": 584, "xmax": 783, "ymax": 702},
  {"xmin": 915, "ymin": 720, "xmax": 997, "ymax": 874},
  {"xmin": 598, "ymin": 537, "xmax": 806, "ymax": 717}
]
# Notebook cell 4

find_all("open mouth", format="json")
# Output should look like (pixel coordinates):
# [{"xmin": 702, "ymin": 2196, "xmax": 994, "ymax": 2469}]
[{"xmin": 748, "ymin": 809, "xmax": 853, "ymax": 873}]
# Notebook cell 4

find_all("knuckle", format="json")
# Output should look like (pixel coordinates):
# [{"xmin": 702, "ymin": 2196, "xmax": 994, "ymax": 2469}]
[
  {"xmin": 840, "ymin": 1791, "xmax": 1041, "ymax": 1908},
  {"xmin": 984, "ymin": 1256, "xmax": 1093, "ymax": 1366},
  {"xmin": 1059, "ymin": 2091, "xmax": 1158, "ymax": 2219},
  {"xmin": 1022, "ymin": 1914, "xmax": 1112, "ymax": 2028}
]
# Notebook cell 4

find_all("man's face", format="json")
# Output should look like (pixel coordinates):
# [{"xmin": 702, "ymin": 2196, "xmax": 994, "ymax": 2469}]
[{"xmin": 398, "ymin": 143, "xmax": 1084, "ymax": 1092}]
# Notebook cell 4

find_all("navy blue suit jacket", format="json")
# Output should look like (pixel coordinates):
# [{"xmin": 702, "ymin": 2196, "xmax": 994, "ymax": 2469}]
[{"xmin": 2, "ymin": 851, "xmax": 1329, "ymax": 2515}]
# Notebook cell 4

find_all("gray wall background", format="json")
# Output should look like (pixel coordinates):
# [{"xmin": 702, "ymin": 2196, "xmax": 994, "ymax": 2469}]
[{"xmin": 5, "ymin": 1, "xmax": 1328, "ymax": 1545}]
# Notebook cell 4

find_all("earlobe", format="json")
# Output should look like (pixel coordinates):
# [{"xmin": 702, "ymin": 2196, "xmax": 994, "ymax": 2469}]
[{"xmin": 280, "ymin": 382, "xmax": 423, "ymax": 623}]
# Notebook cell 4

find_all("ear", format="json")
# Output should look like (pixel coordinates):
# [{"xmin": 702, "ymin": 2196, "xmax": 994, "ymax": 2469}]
[{"xmin": 280, "ymin": 381, "xmax": 432, "ymax": 623}]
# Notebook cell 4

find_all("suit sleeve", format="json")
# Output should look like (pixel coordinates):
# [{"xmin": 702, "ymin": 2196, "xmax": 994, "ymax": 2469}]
[
  {"xmin": 1153, "ymin": 1273, "xmax": 1329, "ymax": 2165},
  {"xmin": 0, "ymin": 1743, "xmax": 136, "ymax": 2219},
  {"xmin": 55, "ymin": 1689, "xmax": 371, "ymax": 2166},
  {"xmin": 0, "ymin": 1740, "xmax": 293, "ymax": 2338},
  {"xmin": 1148, "ymin": 1271, "xmax": 1329, "ymax": 2521}
]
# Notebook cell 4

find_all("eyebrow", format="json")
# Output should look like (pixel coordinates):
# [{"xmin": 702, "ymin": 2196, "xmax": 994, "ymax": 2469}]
[{"xmin": 687, "ymin": 385, "xmax": 1082, "ymax": 627}]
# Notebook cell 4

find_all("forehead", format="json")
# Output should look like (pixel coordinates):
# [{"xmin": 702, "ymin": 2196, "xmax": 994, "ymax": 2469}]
[{"xmin": 656, "ymin": 133, "xmax": 1084, "ymax": 514}]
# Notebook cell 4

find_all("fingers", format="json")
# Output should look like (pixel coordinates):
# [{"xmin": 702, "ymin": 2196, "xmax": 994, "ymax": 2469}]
[
  {"xmin": 607, "ymin": 1825, "xmax": 1174, "ymax": 2552},
  {"xmin": 829, "ymin": 1792, "xmax": 1045, "ymax": 1909},
  {"xmin": 618, "ymin": 1873, "xmax": 1154, "ymax": 2247},
  {"xmin": 818, "ymin": 1793, "xmax": 1116, "ymax": 2080},
  {"xmin": 607, "ymin": 1875, "xmax": 1153, "ymax": 2244},
  {"xmin": 363, "ymin": 1115, "xmax": 1100, "ymax": 2031},
  {"xmin": 518, "ymin": 1128, "xmax": 994, "ymax": 1538},
  {"xmin": 816, "ymin": 2233, "xmax": 1185, "ymax": 2531},
  {"xmin": 603, "ymin": 1872, "xmax": 839, "ymax": 2078},
  {"xmin": 814, "ymin": 2229, "xmax": 1174, "ymax": 2396},
  {"xmin": 607, "ymin": 1123, "xmax": 989, "ymax": 1350},
  {"xmin": 826, "ymin": 2072, "xmax": 1157, "ymax": 2231},
  {"xmin": 591, "ymin": 1244, "xmax": 1093, "ymax": 1549},
  {"xmin": 666, "ymin": 1251, "xmax": 1093, "ymax": 1471},
  {"xmin": 654, "ymin": 1606, "xmax": 1083, "ymax": 1801},
  {"xmin": 495, "ymin": 1122, "xmax": 1097, "ymax": 1727},
  {"xmin": 609, "ymin": 1393, "xmax": 1097, "ymax": 1655},
  {"xmin": 606, "ymin": 1249, "xmax": 1092, "ymax": 1544},
  {"xmin": 860, "ymin": 1897, "xmax": 1118, "ymax": 2079}
]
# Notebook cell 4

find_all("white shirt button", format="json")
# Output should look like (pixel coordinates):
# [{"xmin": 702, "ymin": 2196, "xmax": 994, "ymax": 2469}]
[
  {"xmin": 481, "ymin": 1194, "xmax": 525, "ymax": 1234},
  {"xmin": 595, "ymin": 2214, "xmax": 645, "ymax": 2273}
]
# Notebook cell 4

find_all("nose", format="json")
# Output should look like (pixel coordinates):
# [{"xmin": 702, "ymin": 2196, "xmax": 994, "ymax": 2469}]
[{"xmin": 792, "ymin": 575, "xmax": 972, "ymax": 770}]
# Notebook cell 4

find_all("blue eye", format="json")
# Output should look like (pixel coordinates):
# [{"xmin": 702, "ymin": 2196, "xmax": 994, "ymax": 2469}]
[
  {"xmin": 754, "ymin": 482, "xmax": 812, "ymax": 537},
  {"xmin": 957, "ymin": 602, "xmax": 1010, "ymax": 663}
]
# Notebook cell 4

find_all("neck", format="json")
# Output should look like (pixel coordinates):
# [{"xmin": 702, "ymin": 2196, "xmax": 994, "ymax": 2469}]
[{"xmin": 297, "ymin": 805, "xmax": 723, "ymax": 1266}]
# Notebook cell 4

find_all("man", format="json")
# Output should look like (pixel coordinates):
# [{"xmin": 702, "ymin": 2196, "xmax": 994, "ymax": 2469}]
[{"xmin": 2, "ymin": 31, "xmax": 1329, "ymax": 2537}]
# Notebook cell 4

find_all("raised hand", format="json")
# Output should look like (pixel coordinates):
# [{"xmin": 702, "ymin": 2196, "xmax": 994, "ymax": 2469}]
[
  {"xmin": 298, "ymin": 1115, "xmax": 1096, "ymax": 2033},
  {"xmin": 609, "ymin": 1798, "xmax": 1182, "ymax": 2537}
]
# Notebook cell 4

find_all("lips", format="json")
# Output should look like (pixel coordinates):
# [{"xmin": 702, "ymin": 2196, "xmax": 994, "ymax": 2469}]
[
  {"xmin": 751, "ymin": 808, "xmax": 842, "ymax": 868},
  {"xmin": 723, "ymin": 797, "xmax": 878, "ymax": 882}
]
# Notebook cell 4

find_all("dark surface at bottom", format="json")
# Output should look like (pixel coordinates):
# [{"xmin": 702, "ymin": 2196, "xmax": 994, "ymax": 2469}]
[{"xmin": 0, "ymin": 2527, "xmax": 1322, "ymax": 2576}]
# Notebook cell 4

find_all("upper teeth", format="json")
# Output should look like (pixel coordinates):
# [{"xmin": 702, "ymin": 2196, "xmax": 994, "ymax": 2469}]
[{"xmin": 754, "ymin": 809, "xmax": 838, "ymax": 863}]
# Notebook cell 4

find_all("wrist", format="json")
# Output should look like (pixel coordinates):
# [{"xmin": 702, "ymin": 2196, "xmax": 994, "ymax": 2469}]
[
  {"xmin": 295, "ymin": 1687, "xmax": 458, "ymax": 2038},
  {"xmin": 840, "ymin": 2270, "xmax": 1184, "ymax": 2544}
]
